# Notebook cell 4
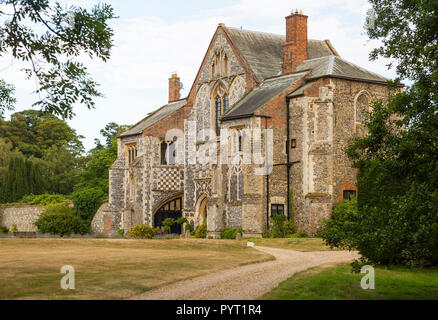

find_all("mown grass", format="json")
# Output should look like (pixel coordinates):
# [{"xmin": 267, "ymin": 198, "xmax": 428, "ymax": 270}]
[
  {"xmin": 0, "ymin": 238, "xmax": 271, "ymax": 300},
  {"xmin": 263, "ymin": 263, "xmax": 438, "ymax": 300}
]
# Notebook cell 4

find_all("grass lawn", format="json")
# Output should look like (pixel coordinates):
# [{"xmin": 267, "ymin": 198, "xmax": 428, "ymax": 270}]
[
  {"xmin": 0, "ymin": 238, "xmax": 272, "ymax": 300},
  {"xmin": 263, "ymin": 263, "xmax": 438, "ymax": 300},
  {"xmin": 247, "ymin": 238, "xmax": 339, "ymax": 252}
]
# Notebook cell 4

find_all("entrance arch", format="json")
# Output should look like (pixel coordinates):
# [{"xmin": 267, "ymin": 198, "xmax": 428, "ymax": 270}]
[
  {"xmin": 195, "ymin": 195, "xmax": 209, "ymax": 228},
  {"xmin": 153, "ymin": 197, "xmax": 183, "ymax": 234}
]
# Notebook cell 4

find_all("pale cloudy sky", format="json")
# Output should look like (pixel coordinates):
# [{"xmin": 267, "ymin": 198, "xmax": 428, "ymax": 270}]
[{"xmin": 1, "ymin": 0, "xmax": 398, "ymax": 151}]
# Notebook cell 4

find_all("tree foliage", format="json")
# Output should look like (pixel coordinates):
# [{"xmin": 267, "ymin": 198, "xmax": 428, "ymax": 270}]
[
  {"xmin": 0, "ymin": 156, "xmax": 44, "ymax": 203},
  {"xmin": 0, "ymin": 0, "xmax": 116, "ymax": 118}
]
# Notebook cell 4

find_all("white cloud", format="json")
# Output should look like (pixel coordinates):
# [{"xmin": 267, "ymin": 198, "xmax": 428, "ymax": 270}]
[{"xmin": 1, "ymin": 0, "xmax": 398, "ymax": 150}]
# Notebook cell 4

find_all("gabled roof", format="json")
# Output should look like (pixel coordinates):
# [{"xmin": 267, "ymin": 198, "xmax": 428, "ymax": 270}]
[
  {"xmin": 225, "ymin": 27, "xmax": 338, "ymax": 81},
  {"xmin": 221, "ymin": 72, "xmax": 307, "ymax": 121},
  {"xmin": 119, "ymin": 99, "xmax": 187, "ymax": 138},
  {"xmin": 296, "ymin": 55, "xmax": 389, "ymax": 83}
]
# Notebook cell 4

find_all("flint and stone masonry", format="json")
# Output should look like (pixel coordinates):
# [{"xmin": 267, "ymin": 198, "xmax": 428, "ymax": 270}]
[{"xmin": 91, "ymin": 11, "xmax": 399, "ymax": 238}]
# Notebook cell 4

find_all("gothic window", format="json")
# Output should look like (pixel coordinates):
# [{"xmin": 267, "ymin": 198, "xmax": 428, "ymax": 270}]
[
  {"xmin": 355, "ymin": 93, "xmax": 370, "ymax": 137},
  {"xmin": 224, "ymin": 95, "xmax": 229, "ymax": 113},
  {"xmin": 216, "ymin": 95, "xmax": 222, "ymax": 136},
  {"xmin": 126, "ymin": 144, "xmax": 138, "ymax": 165},
  {"xmin": 210, "ymin": 47, "xmax": 230, "ymax": 79},
  {"xmin": 160, "ymin": 141, "xmax": 176, "ymax": 165}
]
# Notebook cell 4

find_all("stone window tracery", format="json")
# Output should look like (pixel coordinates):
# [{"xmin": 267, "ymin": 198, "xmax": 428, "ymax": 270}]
[
  {"xmin": 212, "ymin": 82, "xmax": 229, "ymax": 137},
  {"xmin": 126, "ymin": 144, "xmax": 138, "ymax": 165},
  {"xmin": 160, "ymin": 140, "xmax": 176, "ymax": 165},
  {"xmin": 210, "ymin": 47, "xmax": 230, "ymax": 79}
]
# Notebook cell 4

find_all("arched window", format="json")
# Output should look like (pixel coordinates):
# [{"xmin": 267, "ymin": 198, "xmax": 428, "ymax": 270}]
[
  {"xmin": 160, "ymin": 141, "xmax": 176, "ymax": 165},
  {"xmin": 355, "ymin": 93, "xmax": 370, "ymax": 137},
  {"xmin": 126, "ymin": 144, "xmax": 138, "ymax": 165},
  {"xmin": 216, "ymin": 96, "xmax": 222, "ymax": 136},
  {"xmin": 224, "ymin": 95, "xmax": 229, "ymax": 113}
]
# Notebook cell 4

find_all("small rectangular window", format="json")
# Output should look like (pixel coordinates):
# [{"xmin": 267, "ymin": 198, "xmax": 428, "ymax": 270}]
[
  {"xmin": 160, "ymin": 142, "xmax": 168, "ymax": 165},
  {"xmin": 343, "ymin": 190, "xmax": 357, "ymax": 201},
  {"xmin": 271, "ymin": 204, "xmax": 285, "ymax": 216},
  {"xmin": 291, "ymin": 139, "xmax": 297, "ymax": 149}
]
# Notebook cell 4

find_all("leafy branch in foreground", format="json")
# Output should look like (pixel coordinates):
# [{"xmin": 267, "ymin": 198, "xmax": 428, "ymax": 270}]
[{"xmin": 0, "ymin": 0, "xmax": 117, "ymax": 118}]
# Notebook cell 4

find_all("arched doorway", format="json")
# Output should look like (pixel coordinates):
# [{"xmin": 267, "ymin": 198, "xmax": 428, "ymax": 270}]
[
  {"xmin": 154, "ymin": 197, "xmax": 183, "ymax": 234},
  {"xmin": 195, "ymin": 195, "xmax": 209, "ymax": 228}
]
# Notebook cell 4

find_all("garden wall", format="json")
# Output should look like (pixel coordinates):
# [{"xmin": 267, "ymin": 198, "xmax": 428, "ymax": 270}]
[{"xmin": 0, "ymin": 205, "xmax": 44, "ymax": 232}]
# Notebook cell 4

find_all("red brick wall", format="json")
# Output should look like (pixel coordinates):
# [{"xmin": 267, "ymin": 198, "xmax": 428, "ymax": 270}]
[
  {"xmin": 143, "ymin": 105, "xmax": 190, "ymax": 138},
  {"xmin": 283, "ymin": 13, "xmax": 308, "ymax": 75},
  {"xmin": 169, "ymin": 74, "xmax": 181, "ymax": 103}
]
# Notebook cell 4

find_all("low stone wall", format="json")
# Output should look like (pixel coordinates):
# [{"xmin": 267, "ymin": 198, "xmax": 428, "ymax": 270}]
[
  {"xmin": 0, "ymin": 205, "xmax": 45, "ymax": 232},
  {"xmin": 91, "ymin": 202, "xmax": 122, "ymax": 237}
]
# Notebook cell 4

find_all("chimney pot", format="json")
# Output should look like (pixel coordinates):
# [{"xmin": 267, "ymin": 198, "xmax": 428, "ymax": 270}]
[
  {"xmin": 282, "ymin": 12, "xmax": 308, "ymax": 75},
  {"xmin": 169, "ymin": 73, "xmax": 181, "ymax": 103}
]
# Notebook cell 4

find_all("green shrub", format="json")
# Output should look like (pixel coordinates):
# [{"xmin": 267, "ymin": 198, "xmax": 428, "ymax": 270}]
[
  {"xmin": 319, "ymin": 200, "xmax": 359, "ymax": 251},
  {"xmin": 286, "ymin": 232, "xmax": 309, "ymax": 239},
  {"xmin": 0, "ymin": 226, "xmax": 9, "ymax": 234},
  {"xmin": 262, "ymin": 227, "xmax": 272, "ymax": 238},
  {"xmin": 34, "ymin": 205, "xmax": 89, "ymax": 236},
  {"xmin": 129, "ymin": 225, "xmax": 157, "ymax": 239},
  {"xmin": 194, "ymin": 220, "xmax": 207, "ymax": 239},
  {"xmin": 176, "ymin": 217, "xmax": 188, "ymax": 225},
  {"xmin": 11, "ymin": 224, "xmax": 18, "ymax": 233},
  {"xmin": 118, "ymin": 229, "xmax": 125, "ymax": 237},
  {"xmin": 20, "ymin": 194, "xmax": 68, "ymax": 206},
  {"xmin": 221, "ymin": 228, "xmax": 243, "ymax": 239},
  {"xmin": 71, "ymin": 187, "xmax": 105, "ymax": 221},
  {"xmin": 271, "ymin": 214, "xmax": 286, "ymax": 238},
  {"xmin": 163, "ymin": 218, "xmax": 176, "ymax": 233},
  {"xmin": 184, "ymin": 222, "xmax": 193, "ymax": 233},
  {"xmin": 284, "ymin": 219, "xmax": 295, "ymax": 235}
]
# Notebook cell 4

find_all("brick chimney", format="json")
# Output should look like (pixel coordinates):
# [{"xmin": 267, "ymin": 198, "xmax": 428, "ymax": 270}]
[
  {"xmin": 169, "ymin": 73, "xmax": 181, "ymax": 103},
  {"xmin": 282, "ymin": 11, "xmax": 308, "ymax": 75}
]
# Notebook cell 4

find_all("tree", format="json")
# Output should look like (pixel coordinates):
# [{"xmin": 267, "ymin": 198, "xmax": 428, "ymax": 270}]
[
  {"xmin": 75, "ymin": 134, "xmax": 118, "ymax": 196},
  {"xmin": 41, "ymin": 144, "xmax": 79, "ymax": 195},
  {"xmin": 0, "ymin": 0, "xmax": 116, "ymax": 118},
  {"xmin": 99, "ymin": 122, "xmax": 130, "ymax": 147},
  {"xmin": 0, "ymin": 110, "xmax": 84, "ymax": 157},
  {"xmin": 0, "ymin": 156, "xmax": 44, "ymax": 203},
  {"xmin": 322, "ymin": 0, "xmax": 438, "ymax": 267}
]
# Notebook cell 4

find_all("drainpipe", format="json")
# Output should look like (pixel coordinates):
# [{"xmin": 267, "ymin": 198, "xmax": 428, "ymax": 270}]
[
  {"xmin": 286, "ymin": 97, "xmax": 291, "ymax": 221},
  {"xmin": 265, "ymin": 117, "xmax": 270, "ymax": 229}
]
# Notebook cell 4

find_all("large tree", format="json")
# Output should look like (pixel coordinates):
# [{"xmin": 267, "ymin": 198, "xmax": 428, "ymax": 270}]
[{"xmin": 0, "ymin": 0, "xmax": 116, "ymax": 118}]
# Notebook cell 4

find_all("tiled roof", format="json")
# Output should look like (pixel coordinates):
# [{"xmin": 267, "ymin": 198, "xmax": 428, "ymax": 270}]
[
  {"xmin": 119, "ymin": 99, "xmax": 187, "ymax": 138},
  {"xmin": 226, "ymin": 27, "xmax": 337, "ymax": 81},
  {"xmin": 221, "ymin": 72, "xmax": 307, "ymax": 121},
  {"xmin": 296, "ymin": 55, "xmax": 389, "ymax": 83}
]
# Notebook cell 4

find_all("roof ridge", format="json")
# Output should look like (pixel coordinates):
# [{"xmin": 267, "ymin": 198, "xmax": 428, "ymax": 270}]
[
  {"xmin": 333, "ymin": 56, "xmax": 389, "ymax": 80},
  {"xmin": 227, "ymin": 26, "xmax": 284, "ymax": 38}
]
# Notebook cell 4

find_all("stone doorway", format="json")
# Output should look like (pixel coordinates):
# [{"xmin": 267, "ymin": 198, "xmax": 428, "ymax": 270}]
[
  {"xmin": 195, "ymin": 195, "xmax": 209, "ymax": 228},
  {"xmin": 153, "ymin": 197, "xmax": 183, "ymax": 234}
]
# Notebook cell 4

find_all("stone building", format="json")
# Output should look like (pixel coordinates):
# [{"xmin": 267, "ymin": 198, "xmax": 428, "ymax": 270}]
[{"xmin": 92, "ymin": 11, "xmax": 398, "ymax": 237}]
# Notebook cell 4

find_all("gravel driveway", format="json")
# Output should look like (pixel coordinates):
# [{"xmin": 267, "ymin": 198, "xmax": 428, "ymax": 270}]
[{"xmin": 129, "ymin": 246, "xmax": 359, "ymax": 300}]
